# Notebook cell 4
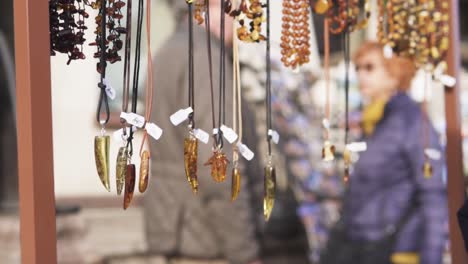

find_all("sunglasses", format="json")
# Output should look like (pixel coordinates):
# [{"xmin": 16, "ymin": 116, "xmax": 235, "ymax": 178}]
[{"xmin": 355, "ymin": 63, "xmax": 376, "ymax": 72}]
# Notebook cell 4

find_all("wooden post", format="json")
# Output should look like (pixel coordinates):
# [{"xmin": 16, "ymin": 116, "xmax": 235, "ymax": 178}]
[
  {"xmin": 13, "ymin": 0, "xmax": 58, "ymax": 263},
  {"xmin": 445, "ymin": 0, "xmax": 468, "ymax": 263}
]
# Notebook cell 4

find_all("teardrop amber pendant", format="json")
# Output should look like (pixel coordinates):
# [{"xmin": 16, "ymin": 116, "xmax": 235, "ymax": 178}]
[
  {"xmin": 231, "ymin": 167, "xmax": 241, "ymax": 201},
  {"xmin": 123, "ymin": 164, "xmax": 136, "ymax": 210},
  {"xmin": 423, "ymin": 160, "xmax": 433, "ymax": 179},
  {"xmin": 184, "ymin": 136, "xmax": 198, "ymax": 194},
  {"xmin": 94, "ymin": 135, "xmax": 111, "ymax": 192},
  {"xmin": 322, "ymin": 140, "xmax": 336, "ymax": 162},
  {"xmin": 116, "ymin": 147, "xmax": 128, "ymax": 195},
  {"xmin": 139, "ymin": 150, "xmax": 150, "ymax": 193},
  {"xmin": 264, "ymin": 162, "xmax": 276, "ymax": 221},
  {"xmin": 205, "ymin": 150, "xmax": 230, "ymax": 182}
]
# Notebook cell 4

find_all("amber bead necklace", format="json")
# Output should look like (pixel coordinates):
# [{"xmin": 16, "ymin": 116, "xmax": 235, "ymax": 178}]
[
  {"xmin": 280, "ymin": 0, "xmax": 311, "ymax": 69},
  {"xmin": 49, "ymin": 0, "xmax": 88, "ymax": 64},
  {"xmin": 235, "ymin": 0, "xmax": 266, "ymax": 43}
]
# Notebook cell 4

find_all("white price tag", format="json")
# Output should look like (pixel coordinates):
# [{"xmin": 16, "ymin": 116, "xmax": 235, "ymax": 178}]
[
  {"xmin": 425, "ymin": 148, "xmax": 442, "ymax": 161},
  {"xmin": 268, "ymin": 129, "xmax": 280, "ymax": 144},
  {"xmin": 322, "ymin": 118, "xmax": 330, "ymax": 129},
  {"xmin": 103, "ymin": 79, "xmax": 116, "ymax": 100},
  {"xmin": 113, "ymin": 126, "xmax": 136, "ymax": 141},
  {"xmin": 113, "ymin": 128, "xmax": 126, "ymax": 141},
  {"xmin": 213, "ymin": 128, "xmax": 219, "ymax": 136},
  {"xmin": 170, "ymin": 107, "xmax": 194, "ymax": 126},
  {"xmin": 120, "ymin": 112, "xmax": 146, "ymax": 128},
  {"xmin": 237, "ymin": 142, "xmax": 255, "ymax": 161},
  {"xmin": 438, "ymin": 74, "xmax": 456, "ymax": 88},
  {"xmin": 383, "ymin": 44, "xmax": 393, "ymax": 59},
  {"xmin": 220, "ymin": 125, "xmax": 238, "ymax": 144},
  {"xmin": 346, "ymin": 142, "xmax": 367, "ymax": 152},
  {"xmin": 146, "ymin": 123, "xmax": 163, "ymax": 140},
  {"xmin": 194, "ymin": 129, "xmax": 209, "ymax": 144}
]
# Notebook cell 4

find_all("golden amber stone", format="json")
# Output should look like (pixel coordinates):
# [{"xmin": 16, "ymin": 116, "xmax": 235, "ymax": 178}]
[
  {"xmin": 231, "ymin": 167, "xmax": 241, "ymax": 201},
  {"xmin": 116, "ymin": 147, "xmax": 128, "ymax": 195},
  {"xmin": 123, "ymin": 164, "xmax": 136, "ymax": 210},
  {"xmin": 205, "ymin": 150, "xmax": 230, "ymax": 183},
  {"xmin": 139, "ymin": 150, "xmax": 150, "ymax": 193},
  {"xmin": 264, "ymin": 163, "xmax": 276, "ymax": 221},
  {"xmin": 184, "ymin": 137, "xmax": 198, "ymax": 194},
  {"xmin": 322, "ymin": 140, "xmax": 336, "ymax": 162},
  {"xmin": 94, "ymin": 135, "xmax": 110, "ymax": 192},
  {"xmin": 314, "ymin": 0, "xmax": 332, "ymax": 14},
  {"xmin": 423, "ymin": 161, "xmax": 433, "ymax": 179}
]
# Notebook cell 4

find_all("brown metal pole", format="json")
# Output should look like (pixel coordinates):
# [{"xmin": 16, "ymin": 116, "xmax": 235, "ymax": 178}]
[
  {"xmin": 13, "ymin": 0, "xmax": 58, "ymax": 263},
  {"xmin": 445, "ymin": 0, "xmax": 468, "ymax": 263}
]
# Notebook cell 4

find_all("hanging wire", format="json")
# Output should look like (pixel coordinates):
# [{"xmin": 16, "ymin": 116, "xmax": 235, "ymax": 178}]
[
  {"xmin": 127, "ymin": 0, "xmax": 144, "ymax": 155},
  {"xmin": 218, "ymin": 0, "xmax": 227, "ymax": 149},
  {"xmin": 266, "ymin": 0, "xmax": 272, "ymax": 156},
  {"xmin": 188, "ymin": 1, "xmax": 195, "ymax": 128},
  {"xmin": 204, "ymin": 0, "xmax": 218, "ymax": 146}
]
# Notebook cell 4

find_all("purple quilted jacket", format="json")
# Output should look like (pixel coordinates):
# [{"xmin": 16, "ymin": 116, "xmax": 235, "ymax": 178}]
[{"xmin": 344, "ymin": 92, "xmax": 448, "ymax": 264}]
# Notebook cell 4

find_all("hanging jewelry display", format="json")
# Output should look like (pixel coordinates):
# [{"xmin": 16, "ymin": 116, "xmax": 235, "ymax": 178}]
[
  {"xmin": 233, "ymin": 0, "xmax": 267, "ymax": 43},
  {"xmin": 205, "ymin": 0, "xmax": 231, "ymax": 183},
  {"xmin": 264, "ymin": 0, "xmax": 277, "ymax": 221},
  {"xmin": 49, "ymin": 0, "xmax": 88, "ymax": 64},
  {"xmin": 280, "ymin": 0, "xmax": 311, "ymax": 69}
]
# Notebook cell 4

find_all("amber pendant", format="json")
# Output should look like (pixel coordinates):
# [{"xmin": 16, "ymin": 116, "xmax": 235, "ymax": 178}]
[
  {"xmin": 184, "ymin": 136, "xmax": 199, "ymax": 194},
  {"xmin": 264, "ymin": 161, "xmax": 276, "ymax": 221},
  {"xmin": 94, "ymin": 135, "xmax": 111, "ymax": 192},
  {"xmin": 314, "ymin": 0, "xmax": 332, "ymax": 14},
  {"xmin": 423, "ymin": 160, "xmax": 433, "ymax": 179},
  {"xmin": 322, "ymin": 140, "xmax": 336, "ymax": 162},
  {"xmin": 205, "ymin": 150, "xmax": 230, "ymax": 182},
  {"xmin": 123, "ymin": 164, "xmax": 136, "ymax": 210},
  {"xmin": 116, "ymin": 147, "xmax": 128, "ymax": 195},
  {"xmin": 231, "ymin": 167, "xmax": 241, "ymax": 201},
  {"xmin": 139, "ymin": 150, "xmax": 150, "ymax": 193}
]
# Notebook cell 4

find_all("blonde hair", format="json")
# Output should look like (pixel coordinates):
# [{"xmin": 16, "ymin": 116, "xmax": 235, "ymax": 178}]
[{"xmin": 353, "ymin": 41, "xmax": 417, "ymax": 91}]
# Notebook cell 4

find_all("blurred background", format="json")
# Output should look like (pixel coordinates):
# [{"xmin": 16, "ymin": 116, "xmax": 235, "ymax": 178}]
[{"xmin": 2, "ymin": 0, "xmax": 468, "ymax": 263}]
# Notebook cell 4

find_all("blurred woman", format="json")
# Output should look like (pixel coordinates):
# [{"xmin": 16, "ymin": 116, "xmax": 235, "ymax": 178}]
[{"xmin": 321, "ymin": 41, "xmax": 447, "ymax": 264}]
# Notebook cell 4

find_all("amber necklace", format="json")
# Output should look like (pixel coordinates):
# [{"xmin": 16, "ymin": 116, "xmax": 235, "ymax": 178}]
[
  {"xmin": 205, "ymin": 0, "xmax": 230, "ymax": 184},
  {"xmin": 280, "ymin": 0, "xmax": 311, "ymax": 69},
  {"xmin": 94, "ymin": 0, "xmax": 111, "ymax": 193}
]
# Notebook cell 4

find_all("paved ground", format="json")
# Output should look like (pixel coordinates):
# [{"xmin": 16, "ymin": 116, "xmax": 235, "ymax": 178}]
[{"xmin": 0, "ymin": 207, "xmax": 227, "ymax": 264}]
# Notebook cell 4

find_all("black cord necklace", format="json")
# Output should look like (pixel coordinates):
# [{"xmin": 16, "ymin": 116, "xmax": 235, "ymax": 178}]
[
  {"xmin": 127, "ymin": 0, "xmax": 144, "ymax": 156},
  {"xmin": 205, "ymin": 0, "xmax": 217, "ymax": 146},
  {"xmin": 265, "ymin": 0, "xmax": 272, "ymax": 156},
  {"xmin": 217, "ymin": 0, "xmax": 227, "ymax": 149},
  {"xmin": 188, "ymin": 1, "xmax": 195, "ymax": 129}
]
